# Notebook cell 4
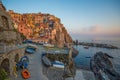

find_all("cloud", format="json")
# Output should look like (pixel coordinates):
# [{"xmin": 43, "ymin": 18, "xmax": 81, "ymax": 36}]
[
  {"xmin": 83, "ymin": 25, "xmax": 100, "ymax": 32},
  {"xmin": 70, "ymin": 25, "xmax": 120, "ymax": 37}
]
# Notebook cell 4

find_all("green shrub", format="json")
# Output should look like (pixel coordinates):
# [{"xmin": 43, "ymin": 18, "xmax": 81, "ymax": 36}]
[{"xmin": 0, "ymin": 68, "xmax": 8, "ymax": 80}]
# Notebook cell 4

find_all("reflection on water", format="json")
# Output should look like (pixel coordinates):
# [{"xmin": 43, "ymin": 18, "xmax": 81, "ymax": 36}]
[{"xmin": 74, "ymin": 45, "xmax": 120, "ymax": 74}]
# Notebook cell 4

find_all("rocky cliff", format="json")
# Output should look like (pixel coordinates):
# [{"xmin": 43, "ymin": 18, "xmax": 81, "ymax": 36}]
[
  {"xmin": 0, "ymin": 2, "xmax": 22, "ymax": 46},
  {"xmin": 8, "ymin": 10, "xmax": 72, "ymax": 47}
]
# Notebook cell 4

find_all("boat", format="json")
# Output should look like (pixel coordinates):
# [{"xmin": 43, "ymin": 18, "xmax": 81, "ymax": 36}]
[
  {"xmin": 84, "ymin": 46, "xmax": 89, "ymax": 49},
  {"xmin": 20, "ymin": 56, "xmax": 29, "ymax": 62},
  {"xmin": 85, "ymin": 56, "xmax": 91, "ymax": 58},
  {"xmin": 43, "ymin": 43, "xmax": 54, "ymax": 48},
  {"xmin": 16, "ymin": 56, "xmax": 29, "ymax": 69},
  {"xmin": 25, "ymin": 46, "xmax": 36, "ymax": 54},
  {"xmin": 22, "ymin": 69, "xmax": 30, "ymax": 79},
  {"xmin": 42, "ymin": 56, "xmax": 52, "ymax": 67},
  {"xmin": 52, "ymin": 61, "xmax": 65, "ymax": 69}
]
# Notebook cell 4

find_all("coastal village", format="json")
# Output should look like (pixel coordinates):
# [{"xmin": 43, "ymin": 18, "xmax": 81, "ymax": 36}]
[
  {"xmin": 0, "ymin": 1, "xmax": 120, "ymax": 80},
  {"xmin": 0, "ymin": 1, "xmax": 78, "ymax": 80},
  {"xmin": 8, "ymin": 9, "xmax": 72, "ymax": 47}
]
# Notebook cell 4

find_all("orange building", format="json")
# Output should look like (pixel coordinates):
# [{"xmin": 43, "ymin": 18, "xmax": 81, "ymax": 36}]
[{"xmin": 8, "ymin": 10, "xmax": 63, "ymax": 42}]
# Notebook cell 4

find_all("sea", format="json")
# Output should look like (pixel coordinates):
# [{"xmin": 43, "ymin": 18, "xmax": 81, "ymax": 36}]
[{"xmin": 74, "ymin": 37, "xmax": 120, "ymax": 74}]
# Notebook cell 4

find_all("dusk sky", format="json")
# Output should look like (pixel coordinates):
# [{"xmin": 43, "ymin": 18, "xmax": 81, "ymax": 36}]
[{"xmin": 2, "ymin": 0, "xmax": 120, "ymax": 40}]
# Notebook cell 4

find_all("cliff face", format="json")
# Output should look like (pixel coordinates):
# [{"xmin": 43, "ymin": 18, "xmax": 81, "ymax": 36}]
[
  {"xmin": 0, "ymin": 3, "xmax": 22, "ymax": 46},
  {"xmin": 8, "ymin": 10, "xmax": 72, "ymax": 47}
]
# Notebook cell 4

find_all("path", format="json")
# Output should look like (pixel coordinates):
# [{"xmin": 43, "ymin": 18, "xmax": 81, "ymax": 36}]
[
  {"xmin": 17, "ymin": 46, "xmax": 48, "ymax": 80},
  {"xmin": 27, "ymin": 47, "xmax": 48, "ymax": 80}
]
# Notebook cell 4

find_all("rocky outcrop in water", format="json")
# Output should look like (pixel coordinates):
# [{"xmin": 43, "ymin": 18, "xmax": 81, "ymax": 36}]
[
  {"xmin": 8, "ymin": 10, "xmax": 72, "ymax": 47},
  {"xmin": 90, "ymin": 52, "xmax": 120, "ymax": 80},
  {"xmin": 74, "ymin": 41, "xmax": 119, "ymax": 49}
]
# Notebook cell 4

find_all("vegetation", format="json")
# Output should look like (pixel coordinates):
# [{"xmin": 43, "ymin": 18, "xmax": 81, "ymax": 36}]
[
  {"xmin": 0, "ymin": 68, "xmax": 9, "ymax": 80},
  {"xmin": 46, "ymin": 54, "xmax": 68, "ymax": 63},
  {"xmin": 20, "ymin": 33, "xmax": 26, "ymax": 40}
]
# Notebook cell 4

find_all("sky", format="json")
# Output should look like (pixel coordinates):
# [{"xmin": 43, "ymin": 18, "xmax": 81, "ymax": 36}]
[{"xmin": 2, "ymin": 0, "xmax": 120, "ymax": 40}]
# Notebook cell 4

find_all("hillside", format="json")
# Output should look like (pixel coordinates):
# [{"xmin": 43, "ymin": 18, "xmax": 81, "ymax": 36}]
[
  {"xmin": 0, "ymin": 3, "xmax": 22, "ymax": 46},
  {"xmin": 8, "ymin": 10, "xmax": 72, "ymax": 47}
]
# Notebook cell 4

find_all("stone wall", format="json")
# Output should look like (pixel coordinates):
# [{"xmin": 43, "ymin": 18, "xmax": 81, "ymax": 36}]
[
  {"xmin": 0, "ymin": 47, "xmax": 25, "ymax": 78},
  {"xmin": 0, "ymin": 1, "xmax": 25, "ymax": 79},
  {"xmin": 0, "ymin": 2, "xmax": 22, "ymax": 46}
]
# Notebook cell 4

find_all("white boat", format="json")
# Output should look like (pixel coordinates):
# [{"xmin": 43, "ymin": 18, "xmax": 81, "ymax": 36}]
[
  {"xmin": 43, "ymin": 44, "xmax": 54, "ymax": 48},
  {"xmin": 52, "ymin": 61, "xmax": 64, "ymax": 69}
]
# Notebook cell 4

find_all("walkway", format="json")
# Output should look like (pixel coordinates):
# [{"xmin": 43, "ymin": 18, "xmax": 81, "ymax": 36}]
[
  {"xmin": 27, "ymin": 47, "xmax": 48, "ymax": 80},
  {"xmin": 17, "ymin": 46, "xmax": 48, "ymax": 80}
]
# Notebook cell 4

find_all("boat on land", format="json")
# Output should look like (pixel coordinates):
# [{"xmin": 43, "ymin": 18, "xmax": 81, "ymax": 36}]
[
  {"xmin": 52, "ymin": 61, "xmax": 65, "ymax": 69},
  {"xmin": 42, "ymin": 55, "xmax": 52, "ymax": 67},
  {"xmin": 22, "ymin": 69, "xmax": 30, "ymax": 79},
  {"xmin": 43, "ymin": 43, "xmax": 54, "ymax": 48},
  {"xmin": 25, "ymin": 46, "xmax": 36, "ymax": 54},
  {"xmin": 16, "ymin": 56, "xmax": 29, "ymax": 69}
]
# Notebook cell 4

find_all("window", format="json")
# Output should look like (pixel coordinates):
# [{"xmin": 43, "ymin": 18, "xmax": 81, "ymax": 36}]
[{"xmin": 1, "ymin": 16, "xmax": 9, "ymax": 28}]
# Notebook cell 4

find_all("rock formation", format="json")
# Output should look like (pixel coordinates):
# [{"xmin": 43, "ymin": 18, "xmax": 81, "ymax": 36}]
[
  {"xmin": 90, "ymin": 52, "xmax": 120, "ymax": 80},
  {"xmin": 8, "ymin": 10, "xmax": 72, "ymax": 47},
  {"xmin": 0, "ymin": 2, "xmax": 22, "ymax": 46},
  {"xmin": 0, "ymin": 1, "xmax": 25, "ymax": 79}
]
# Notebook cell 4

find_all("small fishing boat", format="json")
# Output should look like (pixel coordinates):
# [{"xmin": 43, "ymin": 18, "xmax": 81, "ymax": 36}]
[
  {"xmin": 25, "ymin": 46, "xmax": 36, "ymax": 54},
  {"xmin": 84, "ymin": 46, "xmax": 89, "ymax": 49},
  {"xmin": 85, "ymin": 56, "xmax": 91, "ymax": 58},
  {"xmin": 16, "ymin": 56, "xmax": 29, "ymax": 69},
  {"xmin": 43, "ymin": 43, "xmax": 54, "ymax": 48},
  {"xmin": 42, "ymin": 56, "xmax": 52, "ymax": 67},
  {"xmin": 22, "ymin": 69, "xmax": 30, "ymax": 79},
  {"xmin": 52, "ymin": 61, "xmax": 65, "ymax": 69}
]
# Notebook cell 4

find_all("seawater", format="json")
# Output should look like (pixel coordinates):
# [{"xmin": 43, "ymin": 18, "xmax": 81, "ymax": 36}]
[{"xmin": 74, "ymin": 40, "xmax": 120, "ymax": 74}]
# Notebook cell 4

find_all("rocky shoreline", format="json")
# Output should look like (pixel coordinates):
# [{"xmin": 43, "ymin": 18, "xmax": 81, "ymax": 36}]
[
  {"xmin": 73, "ymin": 41, "xmax": 119, "ymax": 49},
  {"xmin": 90, "ymin": 52, "xmax": 120, "ymax": 80}
]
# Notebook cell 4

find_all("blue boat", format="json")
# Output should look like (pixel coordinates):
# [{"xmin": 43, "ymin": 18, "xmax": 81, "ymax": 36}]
[
  {"xmin": 22, "ymin": 40, "xmax": 33, "ymax": 44},
  {"xmin": 25, "ymin": 46, "xmax": 36, "ymax": 54},
  {"xmin": 42, "ymin": 56, "xmax": 52, "ymax": 67},
  {"xmin": 16, "ymin": 56, "xmax": 29, "ymax": 69}
]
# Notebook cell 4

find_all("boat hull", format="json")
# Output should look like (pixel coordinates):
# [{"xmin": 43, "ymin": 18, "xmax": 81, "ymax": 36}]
[{"xmin": 22, "ymin": 69, "xmax": 30, "ymax": 79}]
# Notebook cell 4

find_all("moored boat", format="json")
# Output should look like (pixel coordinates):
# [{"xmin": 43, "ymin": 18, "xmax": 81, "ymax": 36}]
[{"xmin": 84, "ymin": 46, "xmax": 89, "ymax": 49}]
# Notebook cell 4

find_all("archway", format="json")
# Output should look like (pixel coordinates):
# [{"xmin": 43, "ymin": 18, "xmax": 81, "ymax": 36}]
[{"xmin": 1, "ymin": 58, "xmax": 10, "ymax": 75}]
